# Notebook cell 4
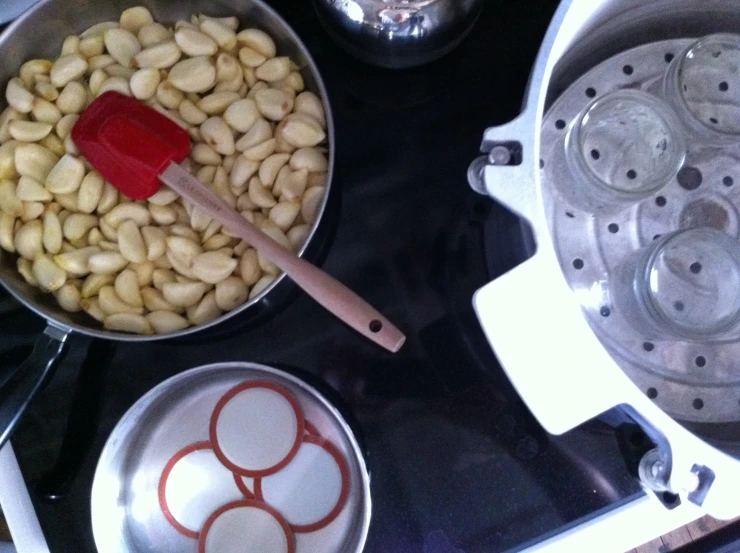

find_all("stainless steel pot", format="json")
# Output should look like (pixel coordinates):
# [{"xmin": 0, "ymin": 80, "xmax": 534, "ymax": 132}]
[
  {"xmin": 313, "ymin": 0, "xmax": 483, "ymax": 69},
  {"xmin": 0, "ymin": 0, "xmax": 335, "ymax": 449},
  {"xmin": 468, "ymin": 1, "xmax": 740, "ymax": 551}
]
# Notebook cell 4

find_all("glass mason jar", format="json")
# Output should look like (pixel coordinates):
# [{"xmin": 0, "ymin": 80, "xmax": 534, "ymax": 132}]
[
  {"xmin": 611, "ymin": 227, "xmax": 740, "ymax": 341},
  {"xmin": 663, "ymin": 33, "xmax": 740, "ymax": 145},
  {"xmin": 553, "ymin": 90, "xmax": 687, "ymax": 214}
]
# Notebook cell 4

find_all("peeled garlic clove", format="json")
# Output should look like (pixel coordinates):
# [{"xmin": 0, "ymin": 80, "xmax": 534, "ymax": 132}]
[
  {"xmin": 50, "ymin": 54, "xmax": 87, "ymax": 88},
  {"xmin": 98, "ymin": 285, "xmax": 144, "ymax": 315},
  {"xmin": 77, "ymin": 171, "xmax": 104, "ymax": 214},
  {"xmin": 55, "ymin": 115, "xmax": 78, "ymax": 141},
  {"xmin": 0, "ymin": 179, "xmax": 22, "ymax": 217},
  {"xmin": 57, "ymin": 81, "xmax": 88, "ymax": 114},
  {"xmin": 41, "ymin": 211, "xmax": 62, "ymax": 254},
  {"xmin": 104, "ymin": 28, "xmax": 142, "ymax": 68},
  {"xmin": 134, "ymin": 41, "xmax": 181, "ymax": 69},
  {"xmin": 141, "ymin": 286, "xmax": 176, "ymax": 312},
  {"xmin": 269, "ymin": 201, "xmax": 300, "ymax": 231},
  {"xmin": 6, "ymin": 78, "xmax": 35, "ymax": 113},
  {"xmin": 45, "ymin": 154, "xmax": 85, "ymax": 194},
  {"xmin": 190, "ymin": 251, "xmax": 238, "ymax": 284},
  {"xmin": 230, "ymin": 155, "xmax": 260, "ymax": 190},
  {"xmin": 174, "ymin": 27, "xmax": 217, "ymax": 57},
  {"xmin": 223, "ymin": 98, "xmax": 259, "ymax": 134},
  {"xmin": 104, "ymin": 202, "xmax": 151, "ymax": 227},
  {"xmin": 248, "ymin": 176, "xmax": 276, "ymax": 208},
  {"xmin": 32, "ymin": 255, "xmax": 66, "ymax": 291},
  {"xmin": 104, "ymin": 313, "xmax": 153, "ymax": 334},
  {"xmin": 17, "ymin": 257, "xmax": 38, "ymax": 285},
  {"xmin": 243, "ymin": 138, "xmax": 276, "ymax": 162},
  {"xmin": 215, "ymin": 276, "xmax": 248, "ymax": 311},
  {"xmin": 54, "ymin": 246, "xmax": 100, "ymax": 276},
  {"xmin": 236, "ymin": 28, "xmax": 276, "ymax": 58},
  {"xmin": 147, "ymin": 188, "xmax": 179, "ymax": 206},
  {"xmin": 238, "ymin": 47, "xmax": 266, "ymax": 68},
  {"xmin": 281, "ymin": 113, "xmax": 326, "ymax": 148},
  {"xmin": 168, "ymin": 56, "xmax": 216, "ymax": 93},
  {"xmin": 138, "ymin": 22, "xmax": 172, "ymax": 47},
  {"xmin": 20, "ymin": 201, "xmax": 44, "ymax": 223},
  {"xmin": 191, "ymin": 143, "xmax": 221, "ymax": 165},
  {"xmin": 255, "ymin": 57, "xmax": 290, "ymax": 82},
  {"xmin": 147, "ymin": 310, "xmax": 189, "ymax": 333},
  {"xmin": 0, "ymin": 140, "xmax": 19, "ymax": 180},
  {"xmin": 178, "ymin": 99, "xmax": 207, "ymax": 126},
  {"xmin": 130, "ymin": 67, "xmax": 160, "ymax": 100},
  {"xmin": 254, "ymin": 88, "xmax": 294, "ymax": 121},
  {"xmin": 88, "ymin": 54, "xmax": 116, "ymax": 71},
  {"xmin": 274, "ymin": 71, "xmax": 305, "ymax": 94},
  {"xmin": 280, "ymin": 169, "xmax": 308, "ymax": 202},
  {"xmin": 20, "ymin": 59, "xmax": 52, "ymax": 89},
  {"xmin": 114, "ymin": 268, "xmax": 143, "ymax": 307},
  {"xmin": 15, "ymin": 143, "xmax": 59, "ymax": 182},
  {"xmin": 79, "ymin": 34, "xmax": 105, "ymax": 58},
  {"xmin": 0, "ymin": 213, "xmax": 15, "ymax": 252},
  {"xmin": 120, "ymin": 6, "xmax": 153, "ymax": 34},
  {"xmin": 294, "ymin": 91, "xmax": 326, "ymax": 129},
  {"xmin": 149, "ymin": 203, "xmax": 177, "ymax": 225},
  {"xmin": 55, "ymin": 281, "xmax": 82, "ymax": 312},
  {"xmin": 259, "ymin": 153, "xmax": 290, "ymax": 187},
  {"xmin": 88, "ymin": 251, "xmax": 128, "ymax": 274},
  {"xmin": 9, "ymin": 120, "xmax": 52, "ymax": 142},
  {"xmin": 199, "ymin": 19, "xmax": 236, "ymax": 51},
  {"xmin": 287, "ymin": 224, "xmax": 311, "ymax": 250},
  {"xmin": 236, "ymin": 122, "xmax": 272, "ymax": 156},
  {"xmin": 31, "ymin": 98, "xmax": 62, "ymax": 125},
  {"xmin": 238, "ymin": 248, "xmax": 260, "ymax": 286},
  {"xmin": 248, "ymin": 274, "xmax": 275, "ymax": 300},
  {"xmin": 16, "ymin": 176, "xmax": 51, "ymax": 202},
  {"xmin": 81, "ymin": 273, "xmax": 114, "ymax": 298},
  {"xmin": 198, "ymin": 92, "xmax": 240, "ymax": 115},
  {"xmin": 62, "ymin": 213, "xmax": 97, "ymax": 241},
  {"xmin": 200, "ymin": 117, "xmax": 235, "ymax": 156},
  {"xmin": 186, "ymin": 289, "xmax": 222, "ymax": 325},
  {"xmin": 301, "ymin": 186, "xmax": 326, "ymax": 225},
  {"xmin": 80, "ymin": 296, "xmax": 105, "ymax": 321},
  {"xmin": 141, "ymin": 225, "xmax": 166, "ymax": 260},
  {"xmin": 156, "ymin": 80, "xmax": 184, "ymax": 109},
  {"xmin": 289, "ymin": 147, "xmax": 328, "ymax": 173},
  {"xmin": 34, "ymin": 81, "xmax": 59, "ymax": 103},
  {"xmin": 162, "ymin": 281, "xmax": 206, "ymax": 308},
  {"xmin": 202, "ymin": 233, "xmax": 232, "ymax": 252},
  {"xmin": 118, "ymin": 219, "xmax": 147, "ymax": 263},
  {"xmin": 166, "ymin": 235, "xmax": 202, "ymax": 266},
  {"xmin": 14, "ymin": 219, "xmax": 42, "ymax": 259}
]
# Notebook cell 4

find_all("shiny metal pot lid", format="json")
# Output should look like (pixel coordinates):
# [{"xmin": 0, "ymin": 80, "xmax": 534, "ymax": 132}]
[{"xmin": 91, "ymin": 362, "xmax": 370, "ymax": 553}]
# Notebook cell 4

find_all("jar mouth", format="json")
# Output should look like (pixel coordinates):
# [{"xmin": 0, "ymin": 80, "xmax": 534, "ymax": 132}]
[
  {"xmin": 565, "ymin": 90, "xmax": 686, "ymax": 204},
  {"xmin": 638, "ymin": 228, "xmax": 740, "ymax": 340},
  {"xmin": 665, "ymin": 33, "xmax": 740, "ymax": 141}
]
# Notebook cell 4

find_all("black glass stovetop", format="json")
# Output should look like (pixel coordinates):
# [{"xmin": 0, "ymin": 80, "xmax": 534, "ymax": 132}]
[{"xmin": 2, "ymin": 1, "xmax": 645, "ymax": 552}]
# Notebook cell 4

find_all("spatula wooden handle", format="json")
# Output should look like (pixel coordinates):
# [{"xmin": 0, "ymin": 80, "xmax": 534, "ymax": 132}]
[{"xmin": 160, "ymin": 162, "xmax": 406, "ymax": 353}]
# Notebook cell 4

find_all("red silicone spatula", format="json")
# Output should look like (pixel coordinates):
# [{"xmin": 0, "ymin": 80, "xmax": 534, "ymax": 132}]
[{"xmin": 72, "ymin": 91, "xmax": 406, "ymax": 352}]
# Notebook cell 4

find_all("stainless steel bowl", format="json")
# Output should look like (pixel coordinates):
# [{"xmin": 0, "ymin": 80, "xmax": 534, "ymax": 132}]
[
  {"xmin": 313, "ymin": 0, "xmax": 483, "ymax": 69},
  {"xmin": 0, "ymin": 0, "xmax": 336, "ymax": 343},
  {"xmin": 91, "ymin": 362, "xmax": 371, "ymax": 553}
]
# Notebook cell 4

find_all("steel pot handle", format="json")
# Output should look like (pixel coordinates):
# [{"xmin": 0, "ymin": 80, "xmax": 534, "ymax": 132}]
[{"xmin": 0, "ymin": 324, "xmax": 70, "ymax": 450}]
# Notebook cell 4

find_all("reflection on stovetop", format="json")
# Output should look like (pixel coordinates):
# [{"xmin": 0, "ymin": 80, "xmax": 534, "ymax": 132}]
[{"xmin": 4, "ymin": 1, "xmax": 643, "ymax": 552}]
